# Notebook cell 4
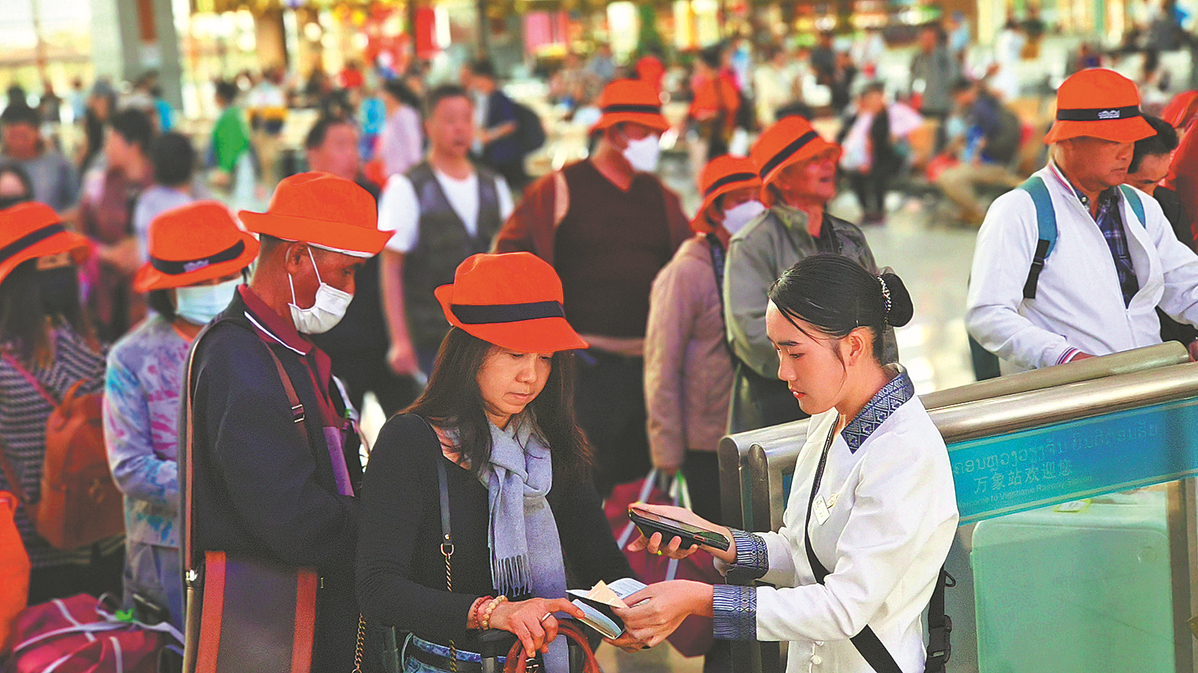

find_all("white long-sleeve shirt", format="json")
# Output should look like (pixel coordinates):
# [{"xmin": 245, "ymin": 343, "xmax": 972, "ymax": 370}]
[
  {"xmin": 714, "ymin": 371, "xmax": 958, "ymax": 673},
  {"xmin": 966, "ymin": 162, "xmax": 1198, "ymax": 372}
]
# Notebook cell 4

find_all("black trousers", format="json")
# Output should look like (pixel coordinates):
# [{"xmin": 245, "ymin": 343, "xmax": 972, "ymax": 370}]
[
  {"xmin": 28, "ymin": 543, "xmax": 124, "ymax": 604},
  {"xmin": 574, "ymin": 349, "xmax": 652, "ymax": 497},
  {"xmin": 848, "ymin": 170, "xmax": 890, "ymax": 218}
]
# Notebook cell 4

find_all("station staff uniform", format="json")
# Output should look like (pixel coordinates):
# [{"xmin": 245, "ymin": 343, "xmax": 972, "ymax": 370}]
[
  {"xmin": 966, "ymin": 160, "xmax": 1198, "ymax": 372},
  {"xmin": 713, "ymin": 369, "xmax": 958, "ymax": 673}
]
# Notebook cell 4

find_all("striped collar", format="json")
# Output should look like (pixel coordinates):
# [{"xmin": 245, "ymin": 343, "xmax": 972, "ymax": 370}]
[{"xmin": 842, "ymin": 367, "xmax": 915, "ymax": 453}]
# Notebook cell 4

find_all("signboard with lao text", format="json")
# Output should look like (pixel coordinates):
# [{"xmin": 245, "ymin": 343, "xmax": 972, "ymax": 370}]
[{"xmin": 949, "ymin": 397, "xmax": 1198, "ymax": 523}]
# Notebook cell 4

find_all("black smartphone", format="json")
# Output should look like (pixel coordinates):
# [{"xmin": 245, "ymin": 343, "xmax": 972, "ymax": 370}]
[{"xmin": 628, "ymin": 506, "xmax": 731, "ymax": 551}]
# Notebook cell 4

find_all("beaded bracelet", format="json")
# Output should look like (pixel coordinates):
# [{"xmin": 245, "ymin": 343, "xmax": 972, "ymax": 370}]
[
  {"xmin": 481, "ymin": 595, "xmax": 508, "ymax": 631},
  {"xmin": 468, "ymin": 596, "xmax": 493, "ymax": 630}
]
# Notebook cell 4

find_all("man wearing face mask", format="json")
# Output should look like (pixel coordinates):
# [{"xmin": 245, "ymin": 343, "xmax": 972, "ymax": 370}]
[
  {"xmin": 494, "ymin": 79, "xmax": 690, "ymax": 495},
  {"xmin": 104, "ymin": 201, "xmax": 257, "ymax": 631},
  {"xmin": 726, "ymin": 116, "xmax": 895, "ymax": 432},
  {"xmin": 182, "ymin": 172, "xmax": 391, "ymax": 671},
  {"xmin": 645, "ymin": 155, "xmax": 763, "ymax": 525}
]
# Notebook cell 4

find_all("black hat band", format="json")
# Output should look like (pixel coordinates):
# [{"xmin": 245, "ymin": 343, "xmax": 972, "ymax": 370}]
[
  {"xmin": 0, "ymin": 223, "xmax": 67, "ymax": 266},
  {"xmin": 150, "ymin": 240, "xmax": 246, "ymax": 276},
  {"xmin": 601, "ymin": 104, "xmax": 663, "ymax": 115},
  {"xmin": 760, "ymin": 131, "xmax": 819, "ymax": 179},
  {"xmin": 705, "ymin": 172, "xmax": 759, "ymax": 196},
  {"xmin": 452, "ymin": 300, "xmax": 565, "ymax": 325},
  {"xmin": 1056, "ymin": 105, "xmax": 1142, "ymax": 122}
]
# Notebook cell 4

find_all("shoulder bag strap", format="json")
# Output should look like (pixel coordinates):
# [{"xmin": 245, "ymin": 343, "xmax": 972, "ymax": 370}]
[
  {"xmin": 924, "ymin": 568, "xmax": 955, "ymax": 673},
  {"xmin": 182, "ymin": 320, "xmax": 309, "ymax": 574},
  {"xmin": 1017, "ymin": 175, "xmax": 1056, "ymax": 300},
  {"xmin": 418, "ymin": 414, "xmax": 460, "ymax": 670},
  {"xmin": 1118, "ymin": 184, "xmax": 1147, "ymax": 227},
  {"xmin": 262, "ymin": 344, "xmax": 310, "ymax": 442},
  {"xmin": 803, "ymin": 424, "xmax": 903, "ymax": 673}
]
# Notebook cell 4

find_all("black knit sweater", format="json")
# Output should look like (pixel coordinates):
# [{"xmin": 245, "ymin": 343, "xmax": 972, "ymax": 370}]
[{"xmin": 355, "ymin": 413, "xmax": 634, "ymax": 650}]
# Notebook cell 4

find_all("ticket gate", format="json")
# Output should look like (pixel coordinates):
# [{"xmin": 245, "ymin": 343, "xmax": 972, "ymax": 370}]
[{"xmin": 717, "ymin": 343, "xmax": 1198, "ymax": 673}]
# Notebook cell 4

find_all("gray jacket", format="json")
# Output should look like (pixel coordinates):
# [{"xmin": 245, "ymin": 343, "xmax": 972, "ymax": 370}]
[
  {"xmin": 910, "ymin": 46, "xmax": 958, "ymax": 116},
  {"xmin": 723, "ymin": 204, "xmax": 897, "ymax": 430}
]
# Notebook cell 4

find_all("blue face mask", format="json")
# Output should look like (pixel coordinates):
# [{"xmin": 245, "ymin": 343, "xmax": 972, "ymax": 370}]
[{"xmin": 174, "ymin": 278, "xmax": 241, "ymax": 326}]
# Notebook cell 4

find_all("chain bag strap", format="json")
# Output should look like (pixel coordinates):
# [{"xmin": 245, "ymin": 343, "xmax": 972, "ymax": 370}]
[{"xmin": 424, "ymin": 417, "xmax": 459, "ymax": 673}]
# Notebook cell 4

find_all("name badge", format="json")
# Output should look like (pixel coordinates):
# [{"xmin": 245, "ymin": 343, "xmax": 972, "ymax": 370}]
[{"xmin": 813, "ymin": 496, "xmax": 830, "ymax": 525}]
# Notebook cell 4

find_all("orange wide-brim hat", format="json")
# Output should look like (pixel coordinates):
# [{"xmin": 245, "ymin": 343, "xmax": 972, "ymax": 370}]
[
  {"xmin": 1043, "ymin": 69, "xmax": 1155, "ymax": 144},
  {"xmin": 750, "ymin": 116, "xmax": 841, "ymax": 190},
  {"xmin": 134, "ymin": 201, "xmax": 260, "ymax": 292},
  {"xmin": 239, "ymin": 172, "xmax": 391, "ymax": 257},
  {"xmin": 0, "ymin": 202, "xmax": 91, "ymax": 287},
  {"xmin": 590, "ymin": 80, "xmax": 670, "ymax": 135},
  {"xmin": 434, "ymin": 252, "xmax": 589, "ymax": 354},
  {"xmin": 693, "ymin": 155, "xmax": 762, "ymax": 233},
  {"xmin": 1162, "ymin": 90, "xmax": 1198, "ymax": 129}
]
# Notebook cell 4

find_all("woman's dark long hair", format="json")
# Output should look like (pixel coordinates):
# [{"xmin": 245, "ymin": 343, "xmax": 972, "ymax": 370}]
[
  {"xmin": 0, "ymin": 259, "xmax": 95, "ymax": 368},
  {"xmin": 769, "ymin": 254, "xmax": 914, "ymax": 364},
  {"xmin": 406, "ymin": 328, "xmax": 591, "ymax": 481}
]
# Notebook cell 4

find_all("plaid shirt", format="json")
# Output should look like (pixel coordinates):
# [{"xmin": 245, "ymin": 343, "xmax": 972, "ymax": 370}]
[{"xmin": 1052, "ymin": 165, "xmax": 1139, "ymax": 306}]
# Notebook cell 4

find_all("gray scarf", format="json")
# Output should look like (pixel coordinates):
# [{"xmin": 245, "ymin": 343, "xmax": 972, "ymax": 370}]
[{"xmin": 478, "ymin": 418, "xmax": 569, "ymax": 673}]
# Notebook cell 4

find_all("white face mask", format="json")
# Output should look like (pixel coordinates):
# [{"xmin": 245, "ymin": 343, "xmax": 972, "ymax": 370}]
[
  {"xmin": 175, "ymin": 277, "xmax": 241, "ymax": 326},
  {"xmin": 289, "ymin": 248, "xmax": 353, "ymax": 335},
  {"xmin": 622, "ymin": 134, "xmax": 662, "ymax": 173},
  {"xmin": 722, "ymin": 200, "xmax": 766, "ymax": 236}
]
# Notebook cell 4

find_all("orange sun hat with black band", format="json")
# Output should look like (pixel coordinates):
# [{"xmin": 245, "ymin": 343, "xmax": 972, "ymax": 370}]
[
  {"xmin": 239, "ymin": 172, "xmax": 391, "ymax": 257},
  {"xmin": 0, "ymin": 202, "xmax": 91, "ymax": 286},
  {"xmin": 1043, "ymin": 68, "xmax": 1155, "ymax": 144},
  {"xmin": 134, "ymin": 201, "xmax": 259, "ymax": 292},
  {"xmin": 750, "ymin": 116, "xmax": 841, "ymax": 191},
  {"xmin": 590, "ymin": 80, "xmax": 670, "ymax": 135},
  {"xmin": 693, "ymin": 155, "xmax": 762, "ymax": 233},
  {"xmin": 435, "ymin": 252, "xmax": 588, "ymax": 353}
]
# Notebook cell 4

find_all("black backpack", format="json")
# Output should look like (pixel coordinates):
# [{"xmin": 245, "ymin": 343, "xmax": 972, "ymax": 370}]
[{"xmin": 513, "ymin": 102, "xmax": 547, "ymax": 154}]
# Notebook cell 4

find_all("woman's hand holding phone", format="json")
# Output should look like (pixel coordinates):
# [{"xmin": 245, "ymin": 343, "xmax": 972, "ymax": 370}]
[{"xmin": 625, "ymin": 503, "xmax": 737, "ymax": 564}]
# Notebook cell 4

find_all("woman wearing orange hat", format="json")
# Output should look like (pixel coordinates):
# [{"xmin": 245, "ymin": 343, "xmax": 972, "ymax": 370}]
[
  {"xmin": 726, "ymin": 117, "xmax": 894, "ymax": 433},
  {"xmin": 645, "ymin": 155, "xmax": 763, "ymax": 524},
  {"xmin": 358, "ymin": 252, "xmax": 642, "ymax": 673},
  {"xmin": 0, "ymin": 202, "xmax": 118, "ymax": 603},
  {"xmin": 102, "ymin": 201, "xmax": 257, "ymax": 630}
]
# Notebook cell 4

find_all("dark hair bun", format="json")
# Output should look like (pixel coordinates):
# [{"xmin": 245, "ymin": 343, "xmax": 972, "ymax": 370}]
[{"xmin": 881, "ymin": 271, "xmax": 914, "ymax": 328}]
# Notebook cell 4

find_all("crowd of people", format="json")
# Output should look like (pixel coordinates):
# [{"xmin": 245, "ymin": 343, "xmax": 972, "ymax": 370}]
[{"xmin": 4, "ymin": 8, "xmax": 1198, "ymax": 672}]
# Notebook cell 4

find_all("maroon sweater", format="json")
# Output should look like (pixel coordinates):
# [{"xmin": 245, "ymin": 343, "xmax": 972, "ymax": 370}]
[{"xmin": 495, "ymin": 161, "xmax": 690, "ymax": 339}]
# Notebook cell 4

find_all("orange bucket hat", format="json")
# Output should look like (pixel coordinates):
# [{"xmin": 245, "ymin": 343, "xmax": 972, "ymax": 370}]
[
  {"xmin": 0, "ymin": 203, "xmax": 91, "ymax": 286},
  {"xmin": 134, "ymin": 201, "xmax": 259, "ymax": 292},
  {"xmin": 750, "ymin": 116, "xmax": 841, "ymax": 190},
  {"xmin": 239, "ymin": 172, "xmax": 390, "ymax": 257},
  {"xmin": 693, "ymin": 155, "xmax": 762, "ymax": 233},
  {"xmin": 435, "ymin": 252, "xmax": 588, "ymax": 353},
  {"xmin": 591, "ymin": 80, "xmax": 669, "ymax": 135},
  {"xmin": 1043, "ymin": 69, "xmax": 1155, "ymax": 144}
]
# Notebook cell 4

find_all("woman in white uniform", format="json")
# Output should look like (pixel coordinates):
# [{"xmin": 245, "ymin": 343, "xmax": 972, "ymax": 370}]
[{"xmin": 617, "ymin": 254, "xmax": 959, "ymax": 672}]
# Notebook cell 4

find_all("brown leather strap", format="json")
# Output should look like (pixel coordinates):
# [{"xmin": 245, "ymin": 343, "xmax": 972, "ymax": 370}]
[{"xmin": 263, "ymin": 346, "xmax": 309, "ymax": 443}]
